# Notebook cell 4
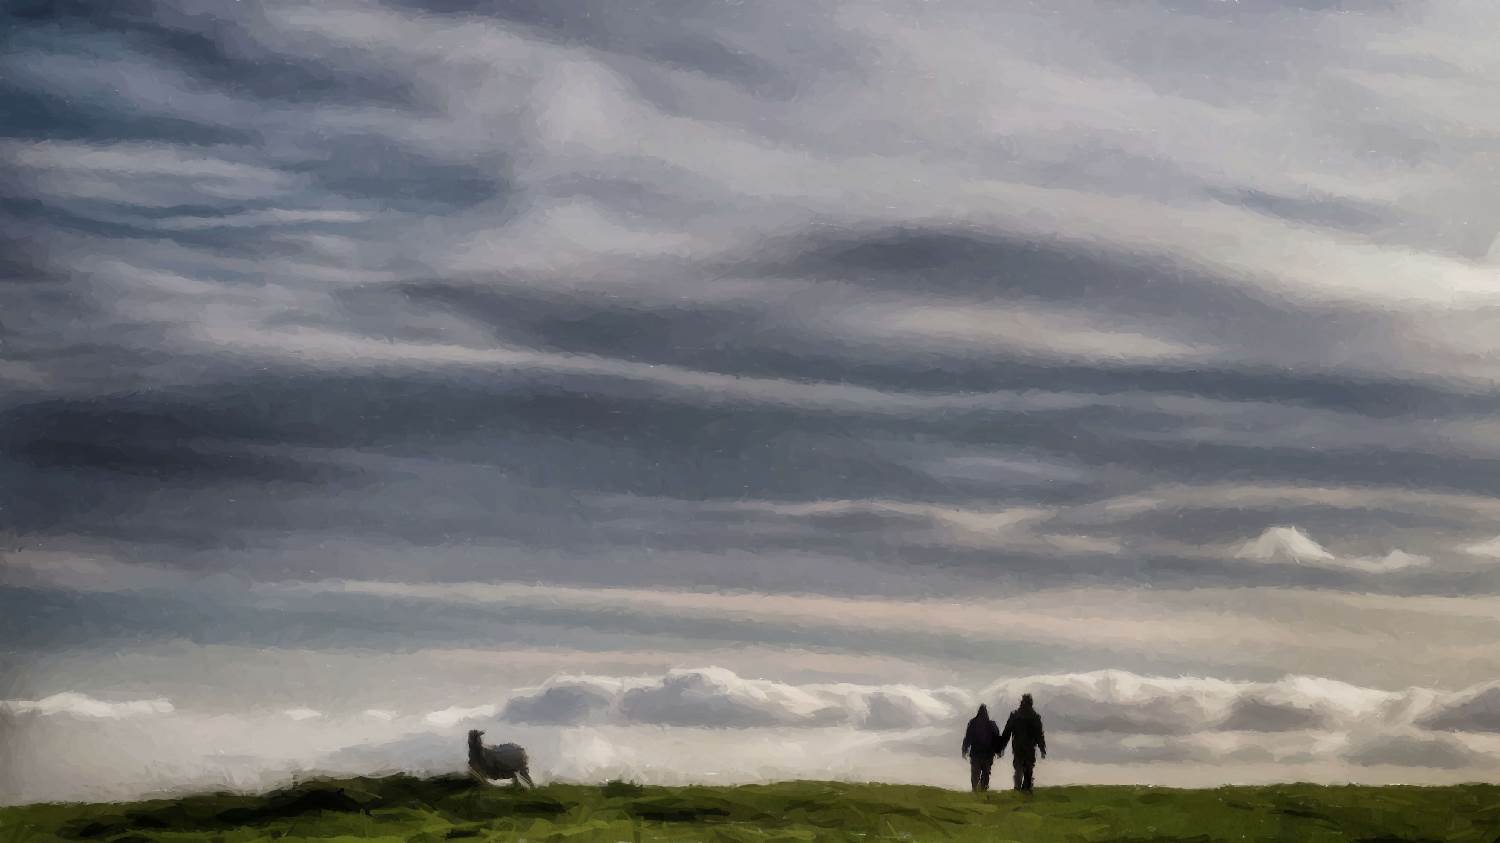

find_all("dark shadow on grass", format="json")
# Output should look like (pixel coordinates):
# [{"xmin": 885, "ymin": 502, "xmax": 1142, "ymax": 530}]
[
  {"xmin": 626, "ymin": 796, "xmax": 733, "ymax": 823},
  {"xmin": 61, "ymin": 784, "xmax": 375, "ymax": 838}
]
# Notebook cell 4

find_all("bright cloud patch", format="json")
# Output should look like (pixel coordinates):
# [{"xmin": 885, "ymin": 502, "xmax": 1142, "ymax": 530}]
[
  {"xmin": 424, "ymin": 704, "xmax": 501, "ymax": 728},
  {"xmin": 0, "ymin": 692, "xmax": 175, "ymax": 719},
  {"xmin": 1460, "ymin": 536, "xmax": 1500, "ymax": 558},
  {"xmin": 1235, "ymin": 527, "xmax": 1431, "ymax": 573},
  {"xmin": 1237, "ymin": 526, "xmax": 1334, "ymax": 563}
]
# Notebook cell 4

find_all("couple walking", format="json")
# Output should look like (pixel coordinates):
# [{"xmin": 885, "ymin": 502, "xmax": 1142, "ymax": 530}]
[{"xmin": 961, "ymin": 694, "xmax": 1046, "ymax": 793}]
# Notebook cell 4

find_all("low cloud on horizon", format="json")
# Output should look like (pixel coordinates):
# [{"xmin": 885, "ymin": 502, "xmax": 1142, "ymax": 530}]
[{"xmin": 6, "ymin": 664, "xmax": 1500, "ymax": 805}]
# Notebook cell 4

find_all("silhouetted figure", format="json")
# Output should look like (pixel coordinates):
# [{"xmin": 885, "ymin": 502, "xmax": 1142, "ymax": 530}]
[
  {"xmin": 998, "ymin": 694, "xmax": 1046, "ymax": 792},
  {"xmin": 960, "ymin": 704, "xmax": 1002, "ymax": 792}
]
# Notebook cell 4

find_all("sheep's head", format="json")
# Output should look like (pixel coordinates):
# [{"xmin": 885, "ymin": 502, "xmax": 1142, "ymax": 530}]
[{"xmin": 468, "ymin": 729, "xmax": 484, "ymax": 742}]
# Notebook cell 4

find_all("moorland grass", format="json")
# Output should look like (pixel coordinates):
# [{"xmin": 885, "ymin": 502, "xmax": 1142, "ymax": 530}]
[{"xmin": 2, "ymin": 773, "xmax": 1497, "ymax": 842}]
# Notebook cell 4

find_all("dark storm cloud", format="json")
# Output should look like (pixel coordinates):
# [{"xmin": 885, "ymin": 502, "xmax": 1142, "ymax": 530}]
[
  {"xmin": 286, "ymin": 136, "xmax": 509, "ymax": 210},
  {"xmin": 6, "ymin": 0, "xmax": 418, "ymax": 108},
  {"xmin": 0, "ymin": 80, "xmax": 249, "ymax": 147},
  {"xmin": 1207, "ymin": 188, "xmax": 1393, "ymax": 233},
  {"xmin": 6, "ymin": 365, "xmax": 1500, "ymax": 600}
]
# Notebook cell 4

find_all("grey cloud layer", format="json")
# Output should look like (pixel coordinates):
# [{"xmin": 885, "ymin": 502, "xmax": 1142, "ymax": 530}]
[{"xmin": 7, "ymin": 0, "xmax": 1500, "ymax": 605}]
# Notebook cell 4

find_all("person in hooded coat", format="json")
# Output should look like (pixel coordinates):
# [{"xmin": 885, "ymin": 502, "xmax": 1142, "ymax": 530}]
[
  {"xmin": 997, "ymin": 693, "xmax": 1047, "ymax": 792},
  {"xmin": 960, "ymin": 704, "xmax": 1002, "ymax": 792}
]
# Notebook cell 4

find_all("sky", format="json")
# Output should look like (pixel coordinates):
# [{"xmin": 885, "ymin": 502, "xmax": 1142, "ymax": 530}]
[{"xmin": 3, "ymin": 0, "xmax": 1500, "ymax": 804}]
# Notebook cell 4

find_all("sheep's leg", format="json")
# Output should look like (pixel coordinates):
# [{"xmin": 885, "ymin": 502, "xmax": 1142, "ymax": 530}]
[{"xmin": 518, "ymin": 769, "xmax": 535, "ymax": 789}]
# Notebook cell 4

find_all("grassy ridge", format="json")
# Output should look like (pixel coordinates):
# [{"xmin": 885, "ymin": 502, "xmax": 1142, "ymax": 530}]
[{"xmin": 2, "ymin": 774, "xmax": 1498, "ymax": 842}]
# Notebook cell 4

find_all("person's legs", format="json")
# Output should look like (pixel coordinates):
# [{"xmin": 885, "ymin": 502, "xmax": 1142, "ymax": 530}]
[
  {"xmin": 979, "ymin": 760, "xmax": 992, "ymax": 792},
  {"xmin": 1021, "ymin": 762, "xmax": 1034, "ymax": 792},
  {"xmin": 970, "ymin": 759, "xmax": 982, "ymax": 792},
  {"xmin": 1012, "ymin": 754, "xmax": 1024, "ymax": 791}
]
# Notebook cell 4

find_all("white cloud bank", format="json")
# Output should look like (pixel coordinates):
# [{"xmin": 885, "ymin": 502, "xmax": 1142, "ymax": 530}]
[
  {"xmin": 1460, "ymin": 535, "xmax": 1500, "ymax": 559},
  {"xmin": 328, "ymin": 668, "xmax": 1494, "ymax": 788},
  {"xmin": 7, "ymin": 667, "xmax": 1500, "ymax": 806}
]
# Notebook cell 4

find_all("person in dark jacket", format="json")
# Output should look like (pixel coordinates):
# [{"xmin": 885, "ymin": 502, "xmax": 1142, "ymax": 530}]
[
  {"xmin": 997, "ymin": 693, "xmax": 1047, "ymax": 792},
  {"xmin": 960, "ymin": 704, "xmax": 1002, "ymax": 792}
]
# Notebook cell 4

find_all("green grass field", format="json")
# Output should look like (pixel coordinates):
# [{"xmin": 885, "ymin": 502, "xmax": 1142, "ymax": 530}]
[{"xmin": 3, "ymin": 773, "xmax": 1498, "ymax": 842}]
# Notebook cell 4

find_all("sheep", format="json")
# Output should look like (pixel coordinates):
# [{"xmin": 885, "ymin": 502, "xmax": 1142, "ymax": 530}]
[{"xmin": 467, "ymin": 729, "xmax": 534, "ymax": 788}]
